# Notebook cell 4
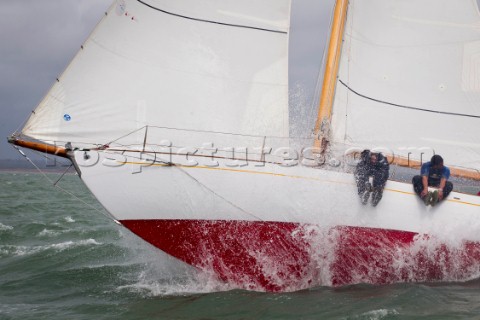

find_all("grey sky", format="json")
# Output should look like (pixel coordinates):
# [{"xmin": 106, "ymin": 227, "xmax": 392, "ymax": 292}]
[{"xmin": 0, "ymin": 0, "xmax": 330, "ymax": 159}]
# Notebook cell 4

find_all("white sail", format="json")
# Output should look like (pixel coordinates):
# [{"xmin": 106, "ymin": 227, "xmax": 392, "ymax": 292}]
[
  {"xmin": 22, "ymin": 0, "xmax": 291, "ymax": 151},
  {"xmin": 329, "ymin": 0, "xmax": 480, "ymax": 172}
]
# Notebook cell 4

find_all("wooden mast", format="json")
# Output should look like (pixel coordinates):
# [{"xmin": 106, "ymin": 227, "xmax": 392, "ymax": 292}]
[{"xmin": 313, "ymin": 0, "xmax": 349, "ymax": 152}]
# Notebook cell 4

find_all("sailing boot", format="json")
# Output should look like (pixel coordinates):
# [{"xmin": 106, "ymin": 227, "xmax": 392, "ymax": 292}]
[
  {"xmin": 423, "ymin": 191, "xmax": 432, "ymax": 206},
  {"xmin": 430, "ymin": 190, "xmax": 439, "ymax": 207},
  {"xmin": 371, "ymin": 189, "xmax": 383, "ymax": 207},
  {"xmin": 361, "ymin": 190, "xmax": 370, "ymax": 205}
]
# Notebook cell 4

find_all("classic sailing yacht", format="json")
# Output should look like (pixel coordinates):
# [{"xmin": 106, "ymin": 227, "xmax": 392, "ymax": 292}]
[{"xmin": 9, "ymin": 0, "xmax": 480, "ymax": 292}]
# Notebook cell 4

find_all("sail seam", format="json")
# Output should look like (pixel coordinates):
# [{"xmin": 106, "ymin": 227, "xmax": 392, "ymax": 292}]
[
  {"xmin": 136, "ymin": 0, "xmax": 288, "ymax": 34},
  {"xmin": 339, "ymin": 79, "xmax": 480, "ymax": 119}
]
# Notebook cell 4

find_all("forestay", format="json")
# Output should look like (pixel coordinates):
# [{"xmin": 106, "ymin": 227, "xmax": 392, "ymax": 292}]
[
  {"xmin": 22, "ymin": 0, "xmax": 291, "ymax": 151},
  {"xmin": 329, "ymin": 0, "xmax": 480, "ymax": 173}
]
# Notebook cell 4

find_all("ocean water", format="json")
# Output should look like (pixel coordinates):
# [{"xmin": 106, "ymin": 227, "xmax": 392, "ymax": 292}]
[{"xmin": 1, "ymin": 171, "xmax": 480, "ymax": 320}]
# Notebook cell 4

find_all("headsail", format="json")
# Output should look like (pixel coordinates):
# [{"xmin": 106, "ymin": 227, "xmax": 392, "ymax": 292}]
[
  {"xmin": 19, "ymin": 0, "xmax": 291, "ymax": 152},
  {"xmin": 326, "ymin": 0, "xmax": 480, "ymax": 176}
]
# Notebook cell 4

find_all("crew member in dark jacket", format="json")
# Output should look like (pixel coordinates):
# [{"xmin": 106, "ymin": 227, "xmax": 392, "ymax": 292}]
[
  {"xmin": 412, "ymin": 154, "xmax": 453, "ymax": 206},
  {"xmin": 355, "ymin": 150, "xmax": 390, "ymax": 206}
]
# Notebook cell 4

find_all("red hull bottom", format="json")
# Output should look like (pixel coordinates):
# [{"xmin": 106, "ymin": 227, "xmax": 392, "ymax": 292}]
[{"xmin": 121, "ymin": 220, "xmax": 480, "ymax": 292}]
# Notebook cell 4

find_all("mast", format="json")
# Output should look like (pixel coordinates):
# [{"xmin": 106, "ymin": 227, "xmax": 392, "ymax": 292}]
[{"xmin": 313, "ymin": 0, "xmax": 349, "ymax": 153}]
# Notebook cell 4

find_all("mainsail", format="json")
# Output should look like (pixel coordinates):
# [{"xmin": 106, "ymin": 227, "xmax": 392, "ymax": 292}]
[
  {"xmin": 19, "ymin": 0, "xmax": 291, "ymax": 152},
  {"xmin": 324, "ymin": 0, "xmax": 480, "ymax": 176}
]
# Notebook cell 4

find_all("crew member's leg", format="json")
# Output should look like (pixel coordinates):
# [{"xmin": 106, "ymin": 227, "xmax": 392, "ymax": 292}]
[
  {"xmin": 371, "ymin": 172, "xmax": 387, "ymax": 207},
  {"xmin": 412, "ymin": 175, "xmax": 424, "ymax": 197},
  {"xmin": 355, "ymin": 169, "xmax": 370, "ymax": 204},
  {"xmin": 442, "ymin": 181, "xmax": 453, "ymax": 199},
  {"xmin": 355, "ymin": 171, "xmax": 368, "ymax": 195}
]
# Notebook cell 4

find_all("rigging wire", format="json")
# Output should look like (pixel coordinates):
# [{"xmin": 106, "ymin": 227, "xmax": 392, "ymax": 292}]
[
  {"xmin": 171, "ymin": 164, "xmax": 265, "ymax": 222},
  {"xmin": 104, "ymin": 126, "xmax": 147, "ymax": 147},
  {"xmin": 10, "ymin": 145, "xmax": 118, "ymax": 224},
  {"xmin": 101, "ymin": 125, "xmax": 318, "ymax": 148},
  {"xmin": 53, "ymin": 164, "xmax": 74, "ymax": 186},
  {"xmin": 11, "ymin": 110, "xmax": 34, "ymax": 138},
  {"xmin": 92, "ymin": 149, "xmax": 265, "ymax": 221}
]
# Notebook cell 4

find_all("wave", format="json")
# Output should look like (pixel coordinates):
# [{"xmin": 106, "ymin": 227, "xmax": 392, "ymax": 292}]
[{"xmin": 0, "ymin": 239, "xmax": 101, "ymax": 257}]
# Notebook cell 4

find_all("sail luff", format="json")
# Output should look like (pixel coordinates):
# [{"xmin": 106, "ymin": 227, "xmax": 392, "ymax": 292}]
[
  {"xmin": 20, "ymin": 3, "xmax": 115, "ymax": 141},
  {"xmin": 313, "ymin": 0, "xmax": 349, "ymax": 151}
]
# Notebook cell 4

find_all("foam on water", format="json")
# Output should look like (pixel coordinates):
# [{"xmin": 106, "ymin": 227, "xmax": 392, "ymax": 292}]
[
  {"xmin": 101, "ymin": 225, "xmax": 232, "ymax": 296},
  {"xmin": 37, "ymin": 228, "xmax": 62, "ymax": 237},
  {"xmin": 64, "ymin": 216, "xmax": 75, "ymax": 223},
  {"xmin": 115, "ymin": 268, "xmax": 231, "ymax": 297},
  {"xmin": 0, "ymin": 223, "xmax": 13, "ymax": 231},
  {"xmin": 354, "ymin": 309, "xmax": 399, "ymax": 319},
  {"xmin": 0, "ymin": 239, "xmax": 101, "ymax": 257}
]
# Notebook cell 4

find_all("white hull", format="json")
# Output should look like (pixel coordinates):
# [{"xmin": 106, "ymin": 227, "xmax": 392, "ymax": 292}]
[
  {"xmin": 73, "ymin": 150, "xmax": 480, "ymax": 291},
  {"xmin": 75, "ymin": 150, "xmax": 480, "ymax": 237}
]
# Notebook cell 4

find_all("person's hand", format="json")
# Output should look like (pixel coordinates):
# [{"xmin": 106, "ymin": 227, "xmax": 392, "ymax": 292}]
[
  {"xmin": 438, "ymin": 189, "xmax": 444, "ymax": 200},
  {"xmin": 365, "ymin": 182, "xmax": 372, "ymax": 192},
  {"xmin": 421, "ymin": 189, "xmax": 428, "ymax": 198}
]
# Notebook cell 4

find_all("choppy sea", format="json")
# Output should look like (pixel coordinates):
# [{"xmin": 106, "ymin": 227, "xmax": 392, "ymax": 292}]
[{"xmin": 1, "ymin": 171, "xmax": 480, "ymax": 320}]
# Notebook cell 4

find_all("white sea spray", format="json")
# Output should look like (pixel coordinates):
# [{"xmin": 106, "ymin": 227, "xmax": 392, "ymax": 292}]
[{"xmin": 0, "ymin": 223, "xmax": 13, "ymax": 231}]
